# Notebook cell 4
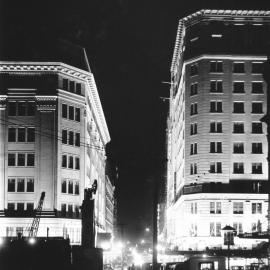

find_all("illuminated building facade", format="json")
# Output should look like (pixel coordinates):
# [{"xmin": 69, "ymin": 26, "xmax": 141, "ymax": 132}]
[
  {"xmin": 105, "ymin": 175, "xmax": 115, "ymax": 234},
  {"xmin": 166, "ymin": 10, "xmax": 270, "ymax": 250},
  {"xmin": 0, "ymin": 57, "xmax": 111, "ymax": 244}
]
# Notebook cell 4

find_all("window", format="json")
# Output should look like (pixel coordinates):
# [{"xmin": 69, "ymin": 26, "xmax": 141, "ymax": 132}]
[
  {"xmin": 233, "ymin": 82, "xmax": 245, "ymax": 93},
  {"xmin": 62, "ymin": 104, "xmax": 67, "ymax": 118},
  {"xmin": 18, "ymin": 102, "xmax": 27, "ymax": 116},
  {"xmin": 210, "ymin": 202, "xmax": 221, "ymax": 214},
  {"xmin": 252, "ymin": 163, "xmax": 262, "ymax": 174},
  {"xmin": 8, "ymin": 179, "xmax": 15, "ymax": 192},
  {"xmin": 17, "ymin": 154, "xmax": 25, "ymax": 166},
  {"xmin": 190, "ymin": 143, "xmax": 198, "ymax": 155},
  {"xmin": 7, "ymin": 203, "xmax": 15, "ymax": 211},
  {"xmin": 9, "ymin": 127, "xmax": 35, "ymax": 143},
  {"xmin": 210, "ymin": 122, "xmax": 222, "ymax": 133},
  {"xmin": 75, "ymin": 205, "xmax": 80, "ymax": 218},
  {"xmin": 26, "ymin": 179, "xmax": 34, "ymax": 192},
  {"xmin": 68, "ymin": 156, "xmax": 74, "ymax": 169},
  {"xmin": 17, "ymin": 203, "xmax": 24, "ymax": 212},
  {"xmin": 210, "ymin": 142, "xmax": 222, "ymax": 153},
  {"xmin": 28, "ymin": 103, "xmax": 35, "ymax": 116},
  {"xmin": 62, "ymin": 155, "xmax": 67, "ymax": 168},
  {"xmin": 8, "ymin": 154, "xmax": 16, "ymax": 166},
  {"xmin": 26, "ymin": 203, "xmax": 34, "ymax": 212},
  {"xmin": 252, "ymin": 102, "xmax": 263, "ymax": 114},
  {"xmin": 63, "ymin": 78, "xmax": 68, "ymax": 90},
  {"xmin": 233, "ymin": 222, "xmax": 243, "ymax": 234},
  {"xmin": 210, "ymin": 61, "xmax": 223, "ymax": 72},
  {"xmin": 210, "ymin": 101, "xmax": 222, "ymax": 113},
  {"xmin": 8, "ymin": 102, "xmax": 35, "ymax": 116},
  {"xmin": 252, "ymin": 62, "xmax": 263, "ymax": 74},
  {"xmin": 61, "ymin": 204, "xmax": 66, "ymax": 216},
  {"xmin": 190, "ymin": 83, "xmax": 198, "ymax": 96},
  {"xmin": 69, "ymin": 81, "xmax": 75, "ymax": 92},
  {"xmin": 75, "ymin": 182, "xmax": 79, "ymax": 195},
  {"xmin": 27, "ymin": 154, "xmax": 35, "ymax": 166},
  {"xmin": 190, "ymin": 123, "xmax": 197, "ymax": 135},
  {"xmin": 190, "ymin": 64, "xmax": 198, "ymax": 76},
  {"xmin": 233, "ymin": 122, "xmax": 244, "ymax": 133},
  {"xmin": 190, "ymin": 103, "xmax": 198, "ymax": 115},
  {"xmin": 190, "ymin": 163, "xmax": 197, "ymax": 175},
  {"xmin": 75, "ymin": 133, "xmax": 80, "ymax": 147},
  {"xmin": 209, "ymin": 162, "xmax": 222, "ymax": 173},
  {"xmin": 252, "ymin": 122, "xmax": 263, "ymax": 134},
  {"xmin": 233, "ymin": 162, "xmax": 244, "ymax": 174},
  {"xmin": 17, "ymin": 178, "xmax": 25, "ymax": 192},
  {"xmin": 68, "ymin": 180, "xmax": 73, "ymax": 194},
  {"xmin": 252, "ymin": 203, "xmax": 262, "ymax": 214},
  {"xmin": 27, "ymin": 128, "xmax": 35, "ymax": 142},
  {"xmin": 75, "ymin": 157, "xmax": 80, "ymax": 170},
  {"xmin": 233, "ymin": 62, "xmax": 245, "ymax": 73},
  {"xmin": 252, "ymin": 221, "xmax": 262, "ymax": 233},
  {"xmin": 18, "ymin": 128, "xmax": 26, "ymax": 142},
  {"xmin": 8, "ymin": 102, "xmax": 16, "ymax": 116},
  {"xmin": 8, "ymin": 128, "xmax": 16, "ymax": 142},
  {"xmin": 233, "ymin": 202, "xmax": 243, "ymax": 214},
  {"xmin": 233, "ymin": 102, "xmax": 245, "ymax": 113},
  {"xmin": 191, "ymin": 202, "xmax": 197, "ymax": 214},
  {"xmin": 252, "ymin": 143, "xmax": 263, "ymax": 154},
  {"xmin": 210, "ymin": 81, "xmax": 223, "ymax": 93},
  {"xmin": 69, "ymin": 106, "xmax": 74, "ymax": 120},
  {"xmin": 233, "ymin": 142, "xmax": 244, "ymax": 154},
  {"xmin": 62, "ymin": 180, "xmax": 67, "ymax": 193},
  {"xmin": 75, "ymin": 108, "xmax": 80, "ymax": 122},
  {"xmin": 68, "ymin": 204, "xmax": 73, "ymax": 217},
  {"xmin": 76, "ymin": 83, "xmax": 81, "ymax": 95},
  {"xmin": 68, "ymin": 131, "xmax": 74, "ymax": 145},
  {"xmin": 252, "ymin": 82, "xmax": 263, "ymax": 93},
  {"xmin": 62, "ymin": 130, "xmax": 67, "ymax": 144},
  {"xmin": 210, "ymin": 222, "xmax": 221, "ymax": 236}
]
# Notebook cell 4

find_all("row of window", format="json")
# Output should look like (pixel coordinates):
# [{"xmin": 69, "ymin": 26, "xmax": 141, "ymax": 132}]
[
  {"xmin": 8, "ymin": 127, "xmax": 35, "ymax": 143},
  {"xmin": 190, "ymin": 142, "xmax": 263, "ymax": 155},
  {"xmin": 8, "ymin": 153, "xmax": 35, "ymax": 167},
  {"xmin": 8, "ymin": 102, "xmax": 35, "ymax": 116},
  {"xmin": 190, "ymin": 81, "xmax": 264, "ymax": 96},
  {"xmin": 61, "ymin": 203, "xmax": 80, "ymax": 218},
  {"xmin": 8, "ymin": 178, "xmax": 34, "ymax": 192},
  {"xmin": 62, "ymin": 130, "xmax": 80, "ymax": 147},
  {"xmin": 190, "ymin": 162, "xmax": 263, "ymax": 175},
  {"xmin": 61, "ymin": 179, "xmax": 80, "ymax": 195},
  {"xmin": 63, "ymin": 78, "xmax": 82, "ymax": 95},
  {"xmin": 191, "ymin": 101, "xmax": 263, "ymax": 115},
  {"xmin": 191, "ymin": 202, "xmax": 262, "ymax": 215},
  {"xmin": 62, "ymin": 155, "xmax": 80, "ymax": 170},
  {"xmin": 190, "ymin": 61, "xmax": 263, "ymax": 76},
  {"xmin": 190, "ymin": 122, "xmax": 263, "ymax": 135},
  {"xmin": 7, "ymin": 202, "xmax": 34, "ymax": 211},
  {"xmin": 62, "ymin": 104, "xmax": 80, "ymax": 122}
]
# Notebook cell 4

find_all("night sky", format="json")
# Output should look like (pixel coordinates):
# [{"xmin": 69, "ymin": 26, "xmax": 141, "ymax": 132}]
[{"xmin": 2, "ymin": 0, "xmax": 270, "ymax": 242}]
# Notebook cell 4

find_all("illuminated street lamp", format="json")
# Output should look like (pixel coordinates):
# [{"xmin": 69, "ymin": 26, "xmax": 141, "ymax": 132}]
[{"xmin": 145, "ymin": 227, "xmax": 150, "ymax": 232}]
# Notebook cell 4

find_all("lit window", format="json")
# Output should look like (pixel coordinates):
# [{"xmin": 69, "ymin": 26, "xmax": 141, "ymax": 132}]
[
  {"xmin": 233, "ymin": 162, "xmax": 244, "ymax": 174},
  {"xmin": 233, "ymin": 202, "xmax": 243, "ymax": 214},
  {"xmin": 252, "ymin": 102, "xmax": 263, "ymax": 114},
  {"xmin": 210, "ymin": 222, "xmax": 221, "ymax": 236},
  {"xmin": 233, "ymin": 142, "xmax": 244, "ymax": 154},
  {"xmin": 252, "ymin": 163, "xmax": 262, "ymax": 174},
  {"xmin": 233, "ymin": 222, "xmax": 243, "ymax": 234},
  {"xmin": 233, "ymin": 62, "xmax": 245, "ymax": 73},
  {"xmin": 233, "ymin": 82, "xmax": 245, "ymax": 93}
]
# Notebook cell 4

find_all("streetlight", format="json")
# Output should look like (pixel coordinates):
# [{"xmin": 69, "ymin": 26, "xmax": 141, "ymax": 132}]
[{"xmin": 145, "ymin": 227, "xmax": 150, "ymax": 233}]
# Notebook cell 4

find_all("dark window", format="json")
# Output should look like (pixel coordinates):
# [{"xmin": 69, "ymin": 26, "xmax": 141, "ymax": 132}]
[
  {"xmin": 75, "ymin": 108, "xmax": 80, "ymax": 122},
  {"xmin": 252, "ymin": 143, "xmax": 263, "ymax": 154},
  {"xmin": 190, "ymin": 64, "xmax": 198, "ymax": 76},
  {"xmin": 210, "ymin": 81, "xmax": 223, "ymax": 93},
  {"xmin": 62, "ymin": 104, "xmax": 68, "ymax": 118},
  {"xmin": 68, "ymin": 204, "xmax": 73, "ymax": 217},
  {"xmin": 233, "ymin": 123, "xmax": 244, "ymax": 133},
  {"xmin": 75, "ymin": 133, "xmax": 80, "ymax": 147},
  {"xmin": 190, "ymin": 163, "xmax": 197, "ymax": 175},
  {"xmin": 26, "ymin": 179, "xmax": 34, "ymax": 192},
  {"xmin": 210, "ymin": 122, "xmax": 222, "ymax": 133},
  {"xmin": 233, "ymin": 163, "xmax": 244, "ymax": 174},
  {"xmin": 233, "ymin": 62, "xmax": 245, "ymax": 73},
  {"xmin": 8, "ymin": 179, "xmax": 15, "ymax": 192},
  {"xmin": 75, "ymin": 157, "xmax": 80, "ymax": 170},
  {"xmin": 210, "ymin": 162, "xmax": 222, "ymax": 173},
  {"xmin": 62, "ymin": 180, "xmax": 67, "ymax": 193},
  {"xmin": 252, "ymin": 163, "xmax": 262, "ymax": 174},
  {"xmin": 27, "ymin": 154, "xmax": 35, "ymax": 166},
  {"xmin": 27, "ymin": 103, "xmax": 35, "ymax": 116},
  {"xmin": 68, "ymin": 131, "xmax": 74, "ymax": 145},
  {"xmin": 69, "ymin": 81, "xmax": 75, "ymax": 92},
  {"xmin": 233, "ymin": 82, "xmax": 245, "ymax": 93},
  {"xmin": 8, "ymin": 128, "xmax": 16, "ymax": 142},
  {"xmin": 62, "ymin": 130, "xmax": 67, "ymax": 144},
  {"xmin": 252, "ymin": 102, "xmax": 263, "ymax": 114},
  {"xmin": 8, "ymin": 154, "xmax": 16, "ymax": 166},
  {"xmin": 210, "ymin": 101, "xmax": 222, "ymax": 113},
  {"xmin": 252, "ymin": 122, "xmax": 263, "ymax": 134},
  {"xmin": 190, "ymin": 123, "xmax": 197, "ymax": 135},
  {"xmin": 61, "ymin": 204, "xmax": 66, "ymax": 216},
  {"xmin": 190, "ymin": 103, "xmax": 198, "ymax": 115},
  {"xmin": 252, "ymin": 82, "xmax": 263, "ymax": 93},
  {"xmin": 68, "ymin": 181, "xmax": 73, "ymax": 194},
  {"xmin": 62, "ymin": 155, "xmax": 67, "ymax": 168},
  {"xmin": 75, "ymin": 182, "xmax": 79, "ymax": 195},
  {"xmin": 18, "ymin": 102, "xmax": 27, "ymax": 116},
  {"xmin": 76, "ymin": 83, "xmax": 81, "ymax": 95},
  {"xmin": 17, "ymin": 154, "xmax": 25, "ymax": 166},
  {"xmin": 75, "ymin": 205, "xmax": 80, "ymax": 218},
  {"xmin": 26, "ymin": 203, "xmax": 34, "ymax": 212},
  {"xmin": 190, "ymin": 143, "xmax": 197, "ymax": 155},
  {"xmin": 210, "ymin": 142, "xmax": 222, "ymax": 153},
  {"xmin": 17, "ymin": 128, "xmax": 26, "ymax": 142},
  {"xmin": 190, "ymin": 83, "xmax": 198, "ymax": 96},
  {"xmin": 210, "ymin": 61, "xmax": 223, "ymax": 72},
  {"xmin": 63, "ymin": 78, "xmax": 68, "ymax": 90},
  {"xmin": 68, "ymin": 156, "xmax": 73, "ymax": 169},
  {"xmin": 69, "ymin": 106, "xmax": 74, "ymax": 120},
  {"xmin": 252, "ymin": 62, "xmax": 263, "ymax": 74},
  {"xmin": 17, "ymin": 178, "xmax": 25, "ymax": 192},
  {"xmin": 233, "ymin": 102, "xmax": 245, "ymax": 113},
  {"xmin": 27, "ymin": 128, "xmax": 35, "ymax": 142},
  {"xmin": 233, "ymin": 143, "xmax": 244, "ymax": 153},
  {"xmin": 8, "ymin": 102, "xmax": 16, "ymax": 116},
  {"xmin": 7, "ymin": 203, "xmax": 15, "ymax": 210},
  {"xmin": 17, "ymin": 203, "xmax": 24, "ymax": 212}
]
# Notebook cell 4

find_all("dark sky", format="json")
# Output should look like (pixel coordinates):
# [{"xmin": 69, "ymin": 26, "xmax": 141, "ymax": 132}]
[{"xmin": 2, "ymin": 0, "xmax": 270, "ymax": 242}]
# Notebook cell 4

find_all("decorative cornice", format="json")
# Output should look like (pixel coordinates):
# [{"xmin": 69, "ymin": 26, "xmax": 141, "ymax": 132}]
[
  {"xmin": 36, "ymin": 95, "xmax": 57, "ymax": 112},
  {"xmin": 0, "ymin": 95, "xmax": 7, "ymax": 110},
  {"xmin": 35, "ymin": 96, "xmax": 58, "ymax": 101}
]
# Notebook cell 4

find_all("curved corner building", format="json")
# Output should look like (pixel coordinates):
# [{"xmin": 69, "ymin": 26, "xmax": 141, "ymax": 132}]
[
  {"xmin": 0, "ymin": 49, "xmax": 111, "ymax": 244},
  {"xmin": 166, "ymin": 10, "xmax": 270, "ymax": 250}
]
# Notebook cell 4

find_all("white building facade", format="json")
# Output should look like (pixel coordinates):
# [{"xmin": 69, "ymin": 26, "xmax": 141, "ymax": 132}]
[
  {"xmin": 166, "ymin": 10, "xmax": 270, "ymax": 251},
  {"xmin": 0, "ymin": 60, "xmax": 110, "ymax": 244}
]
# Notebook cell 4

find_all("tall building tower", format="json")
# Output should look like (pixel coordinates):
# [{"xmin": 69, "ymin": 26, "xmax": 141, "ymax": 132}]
[
  {"xmin": 0, "ymin": 46, "xmax": 111, "ymax": 244},
  {"xmin": 166, "ymin": 10, "xmax": 270, "ymax": 251}
]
